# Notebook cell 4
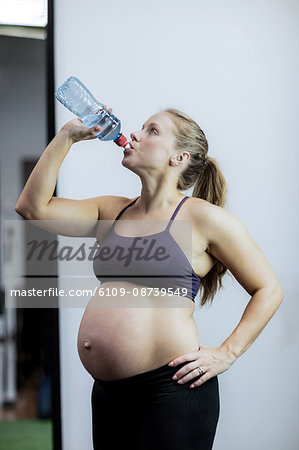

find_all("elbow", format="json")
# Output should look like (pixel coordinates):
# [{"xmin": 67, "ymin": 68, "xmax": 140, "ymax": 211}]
[
  {"xmin": 260, "ymin": 284, "xmax": 284, "ymax": 306},
  {"xmin": 279, "ymin": 288, "xmax": 284, "ymax": 303},
  {"xmin": 15, "ymin": 203, "xmax": 31, "ymax": 219},
  {"xmin": 273, "ymin": 284, "xmax": 284, "ymax": 305},
  {"xmin": 15, "ymin": 204, "xmax": 24, "ymax": 216},
  {"xmin": 15, "ymin": 203, "xmax": 44, "ymax": 220},
  {"xmin": 275, "ymin": 282, "xmax": 284, "ymax": 303}
]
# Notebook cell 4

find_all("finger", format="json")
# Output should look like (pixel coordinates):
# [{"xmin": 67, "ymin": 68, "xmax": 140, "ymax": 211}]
[
  {"xmin": 172, "ymin": 360, "xmax": 198, "ymax": 379},
  {"xmin": 90, "ymin": 126, "xmax": 101, "ymax": 134},
  {"xmin": 168, "ymin": 352, "xmax": 198, "ymax": 366},
  {"xmin": 102, "ymin": 104, "xmax": 113, "ymax": 113},
  {"xmin": 83, "ymin": 126, "xmax": 101, "ymax": 139},
  {"xmin": 190, "ymin": 373, "xmax": 211, "ymax": 389},
  {"xmin": 172, "ymin": 362, "xmax": 202, "ymax": 382}
]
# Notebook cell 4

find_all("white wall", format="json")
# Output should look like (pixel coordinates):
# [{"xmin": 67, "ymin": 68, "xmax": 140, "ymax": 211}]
[{"xmin": 54, "ymin": 1, "xmax": 299, "ymax": 449}]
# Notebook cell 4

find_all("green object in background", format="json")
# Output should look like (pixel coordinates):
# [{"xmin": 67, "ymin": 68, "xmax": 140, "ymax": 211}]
[{"xmin": 0, "ymin": 419, "xmax": 52, "ymax": 450}]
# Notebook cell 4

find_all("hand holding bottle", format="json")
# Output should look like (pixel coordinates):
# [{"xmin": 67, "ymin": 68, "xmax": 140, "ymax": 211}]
[
  {"xmin": 61, "ymin": 107, "xmax": 113, "ymax": 144},
  {"xmin": 55, "ymin": 76, "xmax": 130, "ymax": 149}
]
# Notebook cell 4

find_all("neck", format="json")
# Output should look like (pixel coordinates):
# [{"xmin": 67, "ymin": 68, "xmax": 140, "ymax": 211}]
[{"xmin": 135, "ymin": 174, "xmax": 185, "ymax": 214}]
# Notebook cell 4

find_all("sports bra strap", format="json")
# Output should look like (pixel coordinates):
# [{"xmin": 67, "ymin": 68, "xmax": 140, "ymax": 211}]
[
  {"xmin": 166, "ymin": 196, "xmax": 190, "ymax": 231},
  {"xmin": 113, "ymin": 195, "xmax": 189, "ymax": 230},
  {"xmin": 114, "ymin": 197, "xmax": 140, "ymax": 221}
]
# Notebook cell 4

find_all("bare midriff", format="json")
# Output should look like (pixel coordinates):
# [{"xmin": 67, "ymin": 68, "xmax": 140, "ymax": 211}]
[{"xmin": 77, "ymin": 281, "xmax": 200, "ymax": 381}]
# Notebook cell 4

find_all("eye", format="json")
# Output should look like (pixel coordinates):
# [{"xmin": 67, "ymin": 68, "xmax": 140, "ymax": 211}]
[{"xmin": 150, "ymin": 128, "xmax": 157, "ymax": 135}]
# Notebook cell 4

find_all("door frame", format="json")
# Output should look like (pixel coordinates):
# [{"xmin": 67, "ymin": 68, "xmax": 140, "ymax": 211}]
[{"xmin": 46, "ymin": 1, "xmax": 62, "ymax": 449}]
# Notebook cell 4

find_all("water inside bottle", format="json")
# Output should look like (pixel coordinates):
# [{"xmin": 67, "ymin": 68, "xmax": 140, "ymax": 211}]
[{"xmin": 81, "ymin": 110, "xmax": 121, "ymax": 141}]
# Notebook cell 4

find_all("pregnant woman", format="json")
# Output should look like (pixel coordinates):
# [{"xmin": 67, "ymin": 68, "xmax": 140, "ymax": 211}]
[{"xmin": 15, "ymin": 107, "xmax": 283, "ymax": 449}]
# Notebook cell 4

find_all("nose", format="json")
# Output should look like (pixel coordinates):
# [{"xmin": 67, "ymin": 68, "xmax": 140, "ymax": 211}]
[{"xmin": 130, "ymin": 130, "xmax": 140, "ymax": 141}]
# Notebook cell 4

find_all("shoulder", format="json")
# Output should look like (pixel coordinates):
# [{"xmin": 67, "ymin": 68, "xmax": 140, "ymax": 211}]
[
  {"xmin": 190, "ymin": 197, "xmax": 283, "ymax": 297},
  {"xmin": 96, "ymin": 195, "xmax": 139, "ymax": 220},
  {"xmin": 190, "ymin": 196, "xmax": 239, "ymax": 224},
  {"xmin": 189, "ymin": 197, "xmax": 245, "ymax": 252}
]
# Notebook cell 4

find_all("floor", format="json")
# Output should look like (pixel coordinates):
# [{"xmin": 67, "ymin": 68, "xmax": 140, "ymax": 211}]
[{"xmin": 0, "ymin": 367, "xmax": 40, "ymax": 420}]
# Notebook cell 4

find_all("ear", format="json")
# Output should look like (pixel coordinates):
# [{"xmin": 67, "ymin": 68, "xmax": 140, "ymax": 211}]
[{"xmin": 169, "ymin": 151, "xmax": 190, "ymax": 167}]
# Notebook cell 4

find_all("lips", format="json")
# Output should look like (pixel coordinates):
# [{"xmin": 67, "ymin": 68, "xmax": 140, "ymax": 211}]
[{"xmin": 123, "ymin": 142, "xmax": 135, "ymax": 154}]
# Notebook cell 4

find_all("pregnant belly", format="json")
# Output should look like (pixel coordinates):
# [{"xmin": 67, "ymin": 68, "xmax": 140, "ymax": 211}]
[{"xmin": 77, "ymin": 283, "xmax": 200, "ymax": 381}]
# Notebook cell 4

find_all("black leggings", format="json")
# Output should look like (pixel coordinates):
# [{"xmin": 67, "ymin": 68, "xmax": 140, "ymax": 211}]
[{"xmin": 91, "ymin": 362, "xmax": 220, "ymax": 450}]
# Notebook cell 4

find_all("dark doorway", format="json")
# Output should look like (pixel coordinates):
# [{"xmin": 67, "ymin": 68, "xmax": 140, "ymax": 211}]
[{"xmin": 0, "ymin": 0, "xmax": 61, "ymax": 448}]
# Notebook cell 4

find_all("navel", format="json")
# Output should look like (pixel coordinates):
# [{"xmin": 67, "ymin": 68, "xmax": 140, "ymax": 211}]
[{"xmin": 84, "ymin": 341, "xmax": 91, "ymax": 349}]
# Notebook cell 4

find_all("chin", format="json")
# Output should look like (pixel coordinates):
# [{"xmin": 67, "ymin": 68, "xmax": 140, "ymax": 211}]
[
  {"xmin": 121, "ymin": 158, "xmax": 140, "ymax": 175},
  {"xmin": 122, "ymin": 157, "xmax": 134, "ymax": 168},
  {"xmin": 121, "ymin": 155, "xmax": 131, "ymax": 166}
]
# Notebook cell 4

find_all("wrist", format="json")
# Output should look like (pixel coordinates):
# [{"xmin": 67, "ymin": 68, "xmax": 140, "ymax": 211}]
[
  {"xmin": 58, "ymin": 127, "xmax": 76, "ymax": 146},
  {"xmin": 219, "ymin": 344, "xmax": 239, "ymax": 365}
]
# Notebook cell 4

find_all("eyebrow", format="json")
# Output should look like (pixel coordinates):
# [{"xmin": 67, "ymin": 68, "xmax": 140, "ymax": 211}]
[{"xmin": 141, "ymin": 122, "xmax": 160, "ymax": 130}]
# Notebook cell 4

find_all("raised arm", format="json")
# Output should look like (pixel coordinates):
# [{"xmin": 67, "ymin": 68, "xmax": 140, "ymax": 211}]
[{"xmin": 15, "ymin": 110, "xmax": 113, "ymax": 237}]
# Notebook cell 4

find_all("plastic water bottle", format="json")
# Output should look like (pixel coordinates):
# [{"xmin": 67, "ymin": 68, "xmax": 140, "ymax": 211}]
[{"xmin": 55, "ymin": 76, "xmax": 130, "ymax": 149}]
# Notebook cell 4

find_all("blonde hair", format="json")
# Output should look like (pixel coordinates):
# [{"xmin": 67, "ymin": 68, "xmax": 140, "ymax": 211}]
[{"xmin": 164, "ymin": 108, "xmax": 230, "ymax": 307}]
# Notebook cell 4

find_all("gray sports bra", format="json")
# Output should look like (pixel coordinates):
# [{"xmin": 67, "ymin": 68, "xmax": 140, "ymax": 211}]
[{"xmin": 93, "ymin": 196, "xmax": 201, "ymax": 302}]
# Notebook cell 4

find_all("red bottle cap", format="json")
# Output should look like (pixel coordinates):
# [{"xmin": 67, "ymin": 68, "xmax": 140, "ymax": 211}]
[{"xmin": 114, "ymin": 134, "xmax": 128, "ymax": 148}]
